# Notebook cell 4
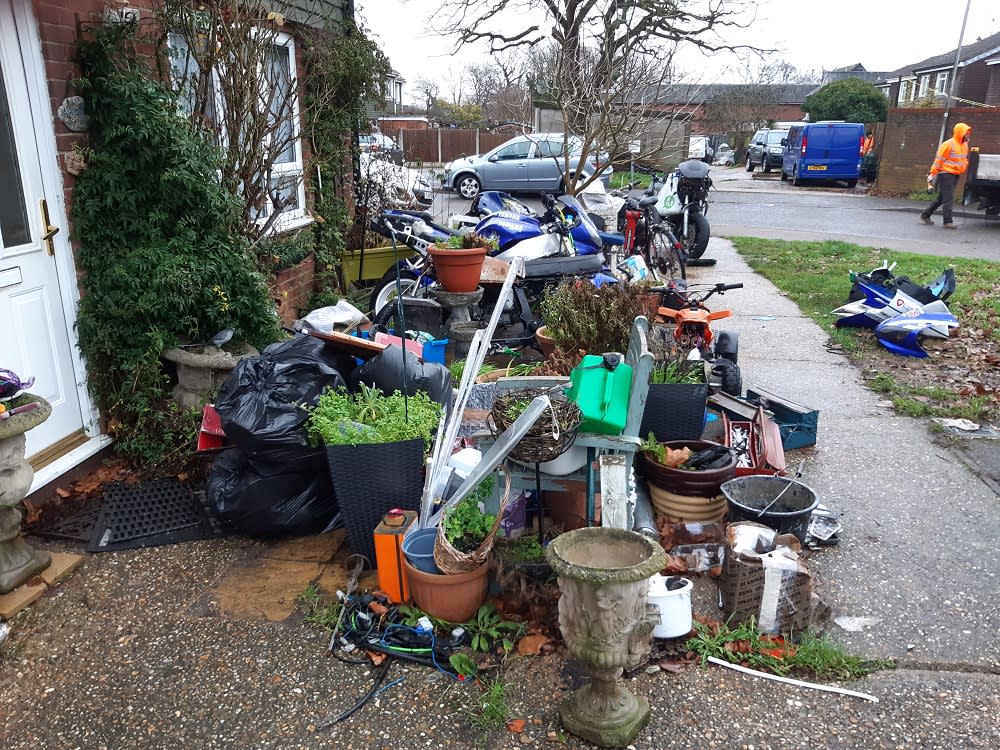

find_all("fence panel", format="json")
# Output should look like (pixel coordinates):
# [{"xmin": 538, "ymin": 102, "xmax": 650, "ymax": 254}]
[{"xmin": 388, "ymin": 129, "xmax": 516, "ymax": 163}]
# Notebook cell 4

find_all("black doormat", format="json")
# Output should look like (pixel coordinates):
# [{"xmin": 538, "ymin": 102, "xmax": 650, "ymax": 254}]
[
  {"xmin": 31, "ymin": 504, "xmax": 103, "ymax": 543},
  {"xmin": 87, "ymin": 478, "xmax": 226, "ymax": 553}
]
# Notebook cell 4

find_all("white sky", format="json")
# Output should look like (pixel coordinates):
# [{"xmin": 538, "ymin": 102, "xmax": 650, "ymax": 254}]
[{"xmin": 359, "ymin": 0, "xmax": 1000, "ymax": 103}]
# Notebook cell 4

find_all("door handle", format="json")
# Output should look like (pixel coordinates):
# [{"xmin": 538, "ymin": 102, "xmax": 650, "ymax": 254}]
[{"xmin": 39, "ymin": 199, "xmax": 60, "ymax": 256}]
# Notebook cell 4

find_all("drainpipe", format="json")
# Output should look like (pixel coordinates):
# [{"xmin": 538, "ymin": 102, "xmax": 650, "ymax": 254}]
[{"xmin": 938, "ymin": 0, "xmax": 972, "ymax": 145}]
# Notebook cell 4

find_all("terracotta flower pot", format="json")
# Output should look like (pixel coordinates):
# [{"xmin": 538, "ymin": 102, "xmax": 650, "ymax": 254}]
[
  {"xmin": 534, "ymin": 325, "xmax": 557, "ymax": 357},
  {"xmin": 429, "ymin": 245, "xmax": 488, "ymax": 293},
  {"xmin": 403, "ymin": 556, "xmax": 489, "ymax": 622}
]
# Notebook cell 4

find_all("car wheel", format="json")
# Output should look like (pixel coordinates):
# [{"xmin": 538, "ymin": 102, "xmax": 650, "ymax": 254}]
[
  {"xmin": 792, "ymin": 166, "xmax": 803, "ymax": 187},
  {"xmin": 780, "ymin": 170, "xmax": 788, "ymax": 181},
  {"xmin": 369, "ymin": 267, "xmax": 425, "ymax": 317},
  {"xmin": 745, "ymin": 155, "xmax": 753, "ymax": 172},
  {"xmin": 761, "ymin": 160, "xmax": 770, "ymax": 174},
  {"xmin": 846, "ymin": 179, "xmax": 858, "ymax": 188},
  {"xmin": 455, "ymin": 174, "xmax": 481, "ymax": 200}
]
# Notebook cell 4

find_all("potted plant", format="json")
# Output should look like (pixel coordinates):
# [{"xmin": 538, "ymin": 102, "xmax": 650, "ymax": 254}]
[
  {"xmin": 639, "ymin": 354, "xmax": 711, "ymax": 443},
  {"xmin": 428, "ymin": 231, "xmax": 498, "ymax": 293},
  {"xmin": 639, "ymin": 435, "xmax": 735, "ymax": 523},
  {"xmin": 308, "ymin": 384, "xmax": 443, "ymax": 564},
  {"xmin": 537, "ymin": 281, "xmax": 655, "ymax": 372}
]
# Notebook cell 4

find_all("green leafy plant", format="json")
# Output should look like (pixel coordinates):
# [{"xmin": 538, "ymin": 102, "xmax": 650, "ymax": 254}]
[
  {"xmin": 443, "ymin": 476, "xmax": 497, "ymax": 552},
  {"xmin": 499, "ymin": 534, "xmax": 547, "ymax": 563},
  {"xmin": 450, "ymin": 359, "xmax": 497, "ymax": 385},
  {"xmin": 651, "ymin": 356, "xmax": 706, "ymax": 384},
  {"xmin": 298, "ymin": 583, "xmax": 342, "ymax": 629},
  {"xmin": 466, "ymin": 676, "xmax": 508, "ymax": 735},
  {"xmin": 449, "ymin": 653, "xmax": 477, "ymax": 680},
  {"xmin": 640, "ymin": 432, "xmax": 665, "ymax": 463},
  {"xmin": 540, "ymin": 280, "xmax": 653, "ymax": 354},
  {"xmin": 442, "ymin": 231, "xmax": 499, "ymax": 252},
  {"xmin": 307, "ymin": 384, "xmax": 442, "ymax": 451},
  {"xmin": 466, "ymin": 604, "xmax": 524, "ymax": 654}
]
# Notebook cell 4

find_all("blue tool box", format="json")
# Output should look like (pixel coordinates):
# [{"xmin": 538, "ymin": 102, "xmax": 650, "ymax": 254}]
[{"xmin": 746, "ymin": 387, "xmax": 819, "ymax": 450}]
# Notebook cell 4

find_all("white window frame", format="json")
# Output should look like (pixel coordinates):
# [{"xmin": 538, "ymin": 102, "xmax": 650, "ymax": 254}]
[
  {"xmin": 166, "ymin": 29, "xmax": 310, "ymax": 234},
  {"xmin": 935, "ymin": 71, "xmax": 949, "ymax": 96},
  {"xmin": 918, "ymin": 74, "xmax": 930, "ymax": 98}
]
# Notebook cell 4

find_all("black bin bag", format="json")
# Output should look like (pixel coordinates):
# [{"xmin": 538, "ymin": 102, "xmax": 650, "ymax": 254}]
[
  {"xmin": 215, "ymin": 334, "xmax": 352, "ymax": 451},
  {"xmin": 207, "ymin": 447, "xmax": 337, "ymax": 537},
  {"xmin": 351, "ymin": 344, "xmax": 454, "ymax": 411}
]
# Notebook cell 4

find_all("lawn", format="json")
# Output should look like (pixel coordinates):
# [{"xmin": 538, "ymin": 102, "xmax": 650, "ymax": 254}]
[{"xmin": 729, "ymin": 237, "xmax": 1000, "ymax": 425}]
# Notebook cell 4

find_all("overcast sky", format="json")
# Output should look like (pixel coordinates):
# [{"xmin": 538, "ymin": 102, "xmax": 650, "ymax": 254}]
[{"xmin": 359, "ymin": 0, "xmax": 1000, "ymax": 103}]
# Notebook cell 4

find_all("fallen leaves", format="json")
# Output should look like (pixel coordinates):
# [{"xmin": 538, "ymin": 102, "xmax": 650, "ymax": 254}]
[{"xmin": 516, "ymin": 633, "xmax": 552, "ymax": 655}]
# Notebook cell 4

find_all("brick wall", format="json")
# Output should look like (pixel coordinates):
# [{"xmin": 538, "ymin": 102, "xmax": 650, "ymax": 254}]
[
  {"xmin": 875, "ymin": 107, "xmax": 1000, "ymax": 195},
  {"xmin": 270, "ymin": 253, "xmax": 316, "ymax": 325}
]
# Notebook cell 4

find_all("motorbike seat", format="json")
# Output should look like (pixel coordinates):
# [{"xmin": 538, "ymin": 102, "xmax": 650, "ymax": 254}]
[
  {"xmin": 638, "ymin": 196, "xmax": 658, "ymax": 208},
  {"xmin": 522, "ymin": 253, "xmax": 606, "ymax": 278}
]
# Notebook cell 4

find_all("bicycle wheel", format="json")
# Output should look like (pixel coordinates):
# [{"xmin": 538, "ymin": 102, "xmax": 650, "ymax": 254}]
[{"xmin": 647, "ymin": 228, "xmax": 686, "ymax": 281}]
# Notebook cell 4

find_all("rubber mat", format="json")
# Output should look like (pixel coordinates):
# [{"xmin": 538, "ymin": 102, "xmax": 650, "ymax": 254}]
[
  {"xmin": 87, "ymin": 478, "xmax": 225, "ymax": 552},
  {"xmin": 31, "ymin": 504, "xmax": 102, "ymax": 543}
]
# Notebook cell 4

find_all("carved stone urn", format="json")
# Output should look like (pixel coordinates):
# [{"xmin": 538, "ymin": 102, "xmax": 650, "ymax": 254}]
[
  {"xmin": 0, "ymin": 394, "xmax": 53, "ymax": 594},
  {"xmin": 546, "ymin": 527, "xmax": 667, "ymax": 748},
  {"xmin": 161, "ymin": 341, "xmax": 258, "ymax": 409}
]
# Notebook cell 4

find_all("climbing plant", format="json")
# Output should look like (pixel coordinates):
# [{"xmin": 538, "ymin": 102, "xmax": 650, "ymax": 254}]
[{"xmin": 72, "ymin": 25, "xmax": 280, "ymax": 471}]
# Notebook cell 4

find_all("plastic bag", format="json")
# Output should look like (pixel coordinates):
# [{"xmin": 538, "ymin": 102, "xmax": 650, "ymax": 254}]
[
  {"xmin": 214, "ymin": 334, "xmax": 352, "ymax": 451},
  {"xmin": 351, "ymin": 344, "xmax": 453, "ymax": 410},
  {"xmin": 207, "ymin": 447, "xmax": 337, "ymax": 537}
]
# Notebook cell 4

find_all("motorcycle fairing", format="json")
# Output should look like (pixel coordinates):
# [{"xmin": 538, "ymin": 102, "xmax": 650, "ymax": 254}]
[{"xmin": 874, "ymin": 312, "xmax": 960, "ymax": 358}]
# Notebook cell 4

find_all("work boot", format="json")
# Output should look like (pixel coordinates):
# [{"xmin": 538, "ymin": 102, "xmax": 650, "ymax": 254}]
[
  {"xmin": 942, "ymin": 223, "xmax": 957, "ymax": 230},
  {"xmin": 920, "ymin": 215, "xmax": 934, "ymax": 225}
]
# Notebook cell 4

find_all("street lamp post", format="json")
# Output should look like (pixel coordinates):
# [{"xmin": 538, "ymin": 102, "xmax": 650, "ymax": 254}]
[{"xmin": 938, "ymin": 0, "xmax": 973, "ymax": 145}]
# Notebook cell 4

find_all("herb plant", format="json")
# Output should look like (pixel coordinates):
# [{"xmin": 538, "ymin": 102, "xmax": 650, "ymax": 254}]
[
  {"xmin": 651, "ymin": 356, "xmax": 706, "ymax": 385},
  {"xmin": 443, "ymin": 231, "xmax": 499, "ymax": 252},
  {"xmin": 443, "ymin": 476, "xmax": 497, "ymax": 552},
  {"xmin": 307, "ymin": 384, "xmax": 442, "ymax": 451},
  {"xmin": 539, "ymin": 280, "xmax": 653, "ymax": 354}
]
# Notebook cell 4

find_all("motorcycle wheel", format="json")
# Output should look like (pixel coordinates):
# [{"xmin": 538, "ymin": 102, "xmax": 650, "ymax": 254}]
[
  {"xmin": 677, "ymin": 213, "xmax": 711, "ymax": 259},
  {"xmin": 647, "ymin": 228, "xmax": 686, "ymax": 281},
  {"xmin": 369, "ymin": 267, "xmax": 425, "ymax": 317}
]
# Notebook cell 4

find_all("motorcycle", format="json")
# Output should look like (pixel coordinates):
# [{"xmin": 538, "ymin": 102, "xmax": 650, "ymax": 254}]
[
  {"xmin": 655, "ymin": 281, "xmax": 744, "ymax": 395},
  {"xmin": 832, "ymin": 262, "xmax": 959, "ymax": 358},
  {"xmin": 654, "ymin": 159, "xmax": 713, "ymax": 259},
  {"xmin": 368, "ymin": 193, "xmax": 607, "ymax": 316}
]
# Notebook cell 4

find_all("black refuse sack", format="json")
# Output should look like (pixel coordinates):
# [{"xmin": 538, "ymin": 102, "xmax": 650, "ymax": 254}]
[
  {"xmin": 207, "ymin": 447, "xmax": 338, "ymax": 537},
  {"xmin": 350, "ymin": 344, "xmax": 453, "ymax": 411},
  {"xmin": 215, "ymin": 334, "xmax": 352, "ymax": 451}
]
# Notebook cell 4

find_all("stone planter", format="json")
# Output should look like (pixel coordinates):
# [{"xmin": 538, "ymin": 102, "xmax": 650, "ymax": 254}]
[
  {"xmin": 546, "ymin": 527, "xmax": 666, "ymax": 747},
  {"xmin": 0, "ymin": 394, "xmax": 53, "ymax": 594},
  {"xmin": 162, "ymin": 341, "xmax": 259, "ymax": 409}
]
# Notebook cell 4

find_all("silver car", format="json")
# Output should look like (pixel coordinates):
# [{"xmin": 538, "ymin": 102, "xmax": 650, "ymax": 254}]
[{"xmin": 444, "ymin": 133, "xmax": 613, "ymax": 199}]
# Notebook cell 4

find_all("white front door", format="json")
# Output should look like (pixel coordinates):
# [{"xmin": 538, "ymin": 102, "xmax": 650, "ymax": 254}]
[{"xmin": 1, "ymin": 0, "xmax": 89, "ymax": 461}]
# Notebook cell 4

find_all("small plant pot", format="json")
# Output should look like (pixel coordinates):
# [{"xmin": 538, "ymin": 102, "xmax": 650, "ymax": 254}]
[
  {"xmin": 534, "ymin": 325, "xmax": 557, "ymax": 357},
  {"xmin": 403, "ymin": 557, "xmax": 489, "ymax": 622},
  {"xmin": 429, "ymin": 246, "xmax": 488, "ymax": 293}
]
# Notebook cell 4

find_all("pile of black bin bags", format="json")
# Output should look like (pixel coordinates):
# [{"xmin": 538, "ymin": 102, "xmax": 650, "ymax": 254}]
[{"xmin": 207, "ymin": 334, "xmax": 452, "ymax": 537}]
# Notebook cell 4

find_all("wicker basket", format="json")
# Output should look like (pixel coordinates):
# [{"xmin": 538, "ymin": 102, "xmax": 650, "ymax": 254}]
[
  {"xmin": 434, "ymin": 467, "xmax": 512, "ymax": 575},
  {"xmin": 490, "ymin": 388, "xmax": 582, "ymax": 464}
]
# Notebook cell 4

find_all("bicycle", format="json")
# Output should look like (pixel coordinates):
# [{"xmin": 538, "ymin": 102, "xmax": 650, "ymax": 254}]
[{"xmin": 613, "ymin": 178, "xmax": 686, "ymax": 283}]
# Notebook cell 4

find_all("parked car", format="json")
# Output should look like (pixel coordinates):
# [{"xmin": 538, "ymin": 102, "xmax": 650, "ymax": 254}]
[
  {"xmin": 359, "ymin": 132, "xmax": 403, "ymax": 166},
  {"xmin": 712, "ymin": 143, "xmax": 735, "ymax": 166},
  {"xmin": 745, "ymin": 128, "xmax": 789, "ymax": 173},
  {"xmin": 781, "ymin": 121, "xmax": 865, "ymax": 188},
  {"xmin": 443, "ymin": 133, "xmax": 614, "ymax": 199}
]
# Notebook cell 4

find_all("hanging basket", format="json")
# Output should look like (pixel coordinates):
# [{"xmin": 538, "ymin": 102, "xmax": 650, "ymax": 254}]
[
  {"xmin": 489, "ymin": 388, "xmax": 582, "ymax": 464},
  {"xmin": 434, "ymin": 467, "xmax": 512, "ymax": 575}
]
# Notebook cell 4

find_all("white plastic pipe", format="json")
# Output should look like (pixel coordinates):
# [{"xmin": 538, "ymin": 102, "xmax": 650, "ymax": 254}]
[{"xmin": 707, "ymin": 656, "xmax": 879, "ymax": 703}]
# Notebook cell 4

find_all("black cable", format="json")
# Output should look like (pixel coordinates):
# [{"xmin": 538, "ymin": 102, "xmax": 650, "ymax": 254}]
[{"xmin": 317, "ymin": 659, "xmax": 392, "ymax": 728}]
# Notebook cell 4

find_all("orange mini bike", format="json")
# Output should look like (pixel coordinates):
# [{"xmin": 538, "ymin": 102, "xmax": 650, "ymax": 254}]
[{"xmin": 656, "ymin": 281, "xmax": 744, "ymax": 396}]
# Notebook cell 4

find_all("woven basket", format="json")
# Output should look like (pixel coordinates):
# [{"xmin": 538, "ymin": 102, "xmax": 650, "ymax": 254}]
[
  {"xmin": 434, "ymin": 467, "xmax": 512, "ymax": 575},
  {"xmin": 490, "ymin": 388, "xmax": 582, "ymax": 464}
]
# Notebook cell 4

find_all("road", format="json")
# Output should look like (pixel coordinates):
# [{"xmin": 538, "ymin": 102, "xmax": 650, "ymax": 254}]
[
  {"xmin": 424, "ymin": 164, "xmax": 1000, "ymax": 261},
  {"xmin": 708, "ymin": 165, "xmax": 1000, "ymax": 261}
]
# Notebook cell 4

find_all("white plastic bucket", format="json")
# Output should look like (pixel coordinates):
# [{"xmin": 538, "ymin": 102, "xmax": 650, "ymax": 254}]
[{"xmin": 647, "ymin": 574, "xmax": 693, "ymax": 638}]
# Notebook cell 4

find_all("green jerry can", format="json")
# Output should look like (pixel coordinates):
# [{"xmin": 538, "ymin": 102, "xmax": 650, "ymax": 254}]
[{"xmin": 566, "ymin": 353, "xmax": 633, "ymax": 435}]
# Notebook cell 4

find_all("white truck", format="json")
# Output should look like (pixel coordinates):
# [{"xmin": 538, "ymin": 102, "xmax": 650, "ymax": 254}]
[
  {"xmin": 964, "ymin": 148, "xmax": 1000, "ymax": 217},
  {"xmin": 688, "ymin": 136, "xmax": 714, "ymax": 163}
]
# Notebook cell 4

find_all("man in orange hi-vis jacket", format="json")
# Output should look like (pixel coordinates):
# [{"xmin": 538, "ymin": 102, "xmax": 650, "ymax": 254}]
[{"xmin": 921, "ymin": 122, "xmax": 972, "ymax": 229}]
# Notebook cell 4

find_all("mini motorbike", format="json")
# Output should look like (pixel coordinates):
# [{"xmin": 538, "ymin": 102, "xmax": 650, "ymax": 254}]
[
  {"xmin": 655, "ymin": 159, "xmax": 712, "ymax": 259},
  {"xmin": 655, "ymin": 281, "xmax": 743, "ymax": 395}
]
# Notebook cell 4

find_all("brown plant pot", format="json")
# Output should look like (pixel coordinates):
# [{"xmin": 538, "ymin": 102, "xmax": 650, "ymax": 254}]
[
  {"xmin": 429, "ymin": 246, "xmax": 488, "ymax": 293},
  {"xmin": 534, "ymin": 325, "xmax": 557, "ymax": 357},
  {"xmin": 403, "ymin": 556, "xmax": 489, "ymax": 622},
  {"xmin": 640, "ymin": 439, "xmax": 736, "ymax": 497},
  {"xmin": 647, "ymin": 484, "xmax": 727, "ymax": 524}
]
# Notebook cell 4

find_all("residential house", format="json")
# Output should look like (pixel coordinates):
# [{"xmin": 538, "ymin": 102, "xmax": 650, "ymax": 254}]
[
  {"xmin": 876, "ymin": 29, "xmax": 1000, "ymax": 107},
  {"xmin": 821, "ymin": 63, "xmax": 893, "ymax": 86},
  {"xmin": 1, "ymin": 0, "xmax": 350, "ymax": 490}
]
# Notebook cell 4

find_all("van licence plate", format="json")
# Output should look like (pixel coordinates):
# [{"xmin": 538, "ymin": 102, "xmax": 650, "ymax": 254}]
[{"xmin": 807, "ymin": 165, "xmax": 827, "ymax": 171}]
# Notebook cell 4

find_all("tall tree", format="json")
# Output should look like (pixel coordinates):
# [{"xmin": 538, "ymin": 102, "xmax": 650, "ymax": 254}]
[{"xmin": 413, "ymin": 77, "xmax": 440, "ymax": 115}]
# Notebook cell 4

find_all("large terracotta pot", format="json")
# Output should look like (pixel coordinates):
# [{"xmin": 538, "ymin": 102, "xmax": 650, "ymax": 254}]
[
  {"xmin": 429, "ymin": 245, "xmax": 488, "ymax": 293},
  {"xmin": 403, "ymin": 557, "xmax": 488, "ymax": 622}
]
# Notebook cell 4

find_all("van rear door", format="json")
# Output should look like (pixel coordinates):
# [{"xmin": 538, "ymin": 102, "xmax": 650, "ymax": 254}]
[{"xmin": 803, "ymin": 123, "xmax": 863, "ymax": 179}]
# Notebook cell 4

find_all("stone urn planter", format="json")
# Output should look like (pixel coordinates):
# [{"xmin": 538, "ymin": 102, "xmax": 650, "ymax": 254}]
[
  {"xmin": 546, "ymin": 527, "xmax": 667, "ymax": 748},
  {"xmin": 162, "ymin": 341, "xmax": 258, "ymax": 409},
  {"xmin": 0, "ymin": 394, "xmax": 53, "ymax": 594}
]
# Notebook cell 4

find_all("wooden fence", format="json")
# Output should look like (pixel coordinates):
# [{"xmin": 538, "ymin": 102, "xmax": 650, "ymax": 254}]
[{"xmin": 380, "ymin": 128, "xmax": 512, "ymax": 164}]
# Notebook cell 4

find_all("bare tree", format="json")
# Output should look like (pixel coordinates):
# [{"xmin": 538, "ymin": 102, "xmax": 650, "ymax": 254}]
[{"xmin": 413, "ymin": 77, "xmax": 440, "ymax": 115}]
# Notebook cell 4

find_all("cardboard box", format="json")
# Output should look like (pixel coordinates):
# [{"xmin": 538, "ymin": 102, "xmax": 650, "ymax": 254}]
[{"xmin": 373, "ymin": 510, "xmax": 418, "ymax": 604}]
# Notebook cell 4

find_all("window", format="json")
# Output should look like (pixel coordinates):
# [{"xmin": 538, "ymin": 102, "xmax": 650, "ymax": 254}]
[
  {"xmin": 494, "ymin": 141, "xmax": 531, "ymax": 160},
  {"xmin": 918, "ymin": 75, "xmax": 929, "ymax": 98},
  {"xmin": 167, "ymin": 30, "xmax": 307, "ymax": 233},
  {"xmin": 935, "ymin": 71, "xmax": 949, "ymax": 96},
  {"xmin": 535, "ymin": 139, "xmax": 570, "ymax": 158}
]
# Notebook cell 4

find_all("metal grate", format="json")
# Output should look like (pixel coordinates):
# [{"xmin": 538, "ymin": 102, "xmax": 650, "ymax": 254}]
[{"xmin": 88, "ymin": 478, "xmax": 223, "ymax": 552}]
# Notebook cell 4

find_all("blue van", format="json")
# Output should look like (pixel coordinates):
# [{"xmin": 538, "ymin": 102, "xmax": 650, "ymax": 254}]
[{"xmin": 781, "ymin": 121, "xmax": 865, "ymax": 187}]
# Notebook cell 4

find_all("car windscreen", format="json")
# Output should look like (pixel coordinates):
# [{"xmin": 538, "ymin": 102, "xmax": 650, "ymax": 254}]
[{"xmin": 766, "ymin": 131, "xmax": 788, "ymax": 145}]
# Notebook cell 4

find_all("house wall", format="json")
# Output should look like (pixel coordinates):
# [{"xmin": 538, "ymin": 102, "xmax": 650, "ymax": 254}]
[
  {"xmin": 875, "ymin": 107, "xmax": 1000, "ymax": 195},
  {"xmin": 270, "ymin": 253, "xmax": 315, "ymax": 325}
]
